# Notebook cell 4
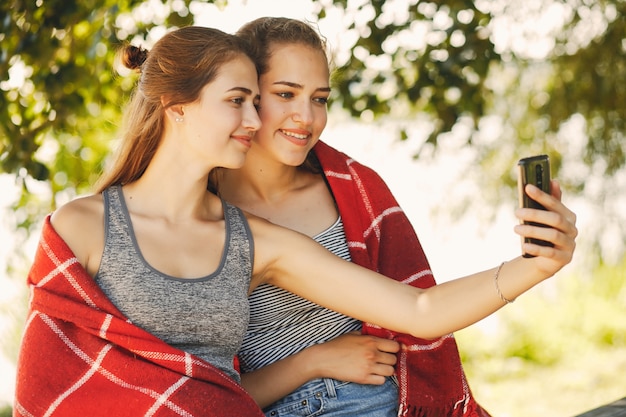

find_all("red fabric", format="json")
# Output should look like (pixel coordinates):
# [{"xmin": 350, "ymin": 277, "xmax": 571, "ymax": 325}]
[
  {"xmin": 14, "ymin": 216, "xmax": 264, "ymax": 417},
  {"xmin": 315, "ymin": 141, "xmax": 491, "ymax": 417}
]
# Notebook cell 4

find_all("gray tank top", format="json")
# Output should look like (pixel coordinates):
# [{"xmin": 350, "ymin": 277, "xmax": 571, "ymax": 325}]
[{"xmin": 95, "ymin": 185, "xmax": 253, "ymax": 382}]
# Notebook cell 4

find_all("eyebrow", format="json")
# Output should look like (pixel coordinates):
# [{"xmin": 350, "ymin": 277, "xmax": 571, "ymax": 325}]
[
  {"xmin": 273, "ymin": 81, "xmax": 331, "ymax": 93},
  {"xmin": 228, "ymin": 87, "xmax": 255, "ymax": 95}
]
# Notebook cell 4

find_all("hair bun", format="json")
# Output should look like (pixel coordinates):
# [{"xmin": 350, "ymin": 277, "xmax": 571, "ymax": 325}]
[{"xmin": 122, "ymin": 45, "xmax": 148, "ymax": 71}]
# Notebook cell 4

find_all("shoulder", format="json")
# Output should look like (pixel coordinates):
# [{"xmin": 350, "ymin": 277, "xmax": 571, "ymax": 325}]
[
  {"xmin": 51, "ymin": 193, "xmax": 104, "ymax": 231},
  {"xmin": 50, "ymin": 193, "xmax": 105, "ymax": 274},
  {"xmin": 241, "ymin": 211, "xmax": 294, "ymax": 251},
  {"xmin": 241, "ymin": 211, "xmax": 317, "ymax": 287}
]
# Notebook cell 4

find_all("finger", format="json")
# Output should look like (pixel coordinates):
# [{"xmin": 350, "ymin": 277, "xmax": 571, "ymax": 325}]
[
  {"xmin": 521, "ymin": 240, "xmax": 573, "ymax": 264},
  {"xmin": 516, "ymin": 204, "xmax": 577, "ymax": 235},
  {"xmin": 549, "ymin": 179, "xmax": 562, "ymax": 200},
  {"xmin": 361, "ymin": 374, "xmax": 387, "ymax": 385},
  {"xmin": 516, "ymin": 207, "xmax": 578, "ymax": 239},
  {"xmin": 374, "ymin": 338, "xmax": 401, "ymax": 353},
  {"xmin": 517, "ymin": 220, "xmax": 576, "ymax": 261},
  {"xmin": 371, "ymin": 363, "xmax": 396, "ymax": 378},
  {"xmin": 375, "ymin": 350, "xmax": 398, "ymax": 366},
  {"xmin": 525, "ymin": 184, "xmax": 559, "ymax": 209},
  {"xmin": 525, "ymin": 183, "xmax": 576, "ymax": 225},
  {"xmin": 515, "ymin": 222, "xmax": 560, "ymax": 245}
]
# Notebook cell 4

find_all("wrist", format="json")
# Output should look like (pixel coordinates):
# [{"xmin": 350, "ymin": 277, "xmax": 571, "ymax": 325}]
[
  {"xmin": 494, "ymin": 261, "xmax": 515, "ymax": 304},
  {"xmin": 297, "ymin": 344, "xmax": 326, "ymax": 380},
  {"xmin": 498, "ymin": 256, "xmax": 547, "ymax": 302}
]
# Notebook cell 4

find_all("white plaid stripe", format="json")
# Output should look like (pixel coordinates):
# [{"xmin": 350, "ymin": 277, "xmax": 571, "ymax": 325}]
[
  {"xmin": 185, "ymin": 352, "xmax": 193, "ymax": 377},
  {"xmin": 94, "ymin": 365, "xmax": 194, "ymax": 416},
  {"xmin": 402, "ymin": 269, "xmax": 434, "ymax": 286},
  {"xmin": 323, "ymin": 170, "xmax": 352, "ymax": 181},
  {"xmin": 362, "ymin": 206, "xmax": 403, "ymax": 239},
  {"xmin": 40, "ymin": 312, "xmax": 101, "ymax": 365},
  {"xmin": 44, "ymin": 342, "xmax": 113, "ymax": 417},
  {"xmin": 14, "ymin": 402, "xmax": 35, "ymax": 417},
  {"xmin": 347, "ymin": 241, "xmax": 367, "ymax": 250},
  {"xmin": 403, "ymin": 333, "xmax": 454, "ymax": 351},
  {"xmin": 99, "ymin": 313, "xmax": 113, "ymax": 338},
  {"xmin": 144, "ymin": 377, "xmax": 192, "ymax": 417},
  {"xmin": 39, "ymin": 238, "xmax": 98, "ymax": 308},
  {"xmin": 37, "ymin": 312, "xmax": 197, "ymax": 416},
  {"xmin": 347, "ymin": 161, "xmax": 382, "ymax": 241},
  {"xmin": 38, "ymin": 313, "xmax": 113, "ymax": 416},
  {"xmin": 398, "ymin": 349, "xmax": 409, "ymax": 417}
]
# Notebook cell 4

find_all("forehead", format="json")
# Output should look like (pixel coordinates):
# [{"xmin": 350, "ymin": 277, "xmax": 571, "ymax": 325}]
[
  {"xmin": 209, "ymin": 55, "xmax": 259, "ymax": 92},
  {"xmin": 265, "ymin": 43, "xmax": 330, "ymax": 81}
]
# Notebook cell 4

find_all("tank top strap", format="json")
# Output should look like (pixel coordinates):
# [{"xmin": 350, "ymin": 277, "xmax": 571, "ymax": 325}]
[
  {"xmin": 221, "ymin": 201, "xmax": 254, "ymax": 279},
  {"xmin": 102, "ymin": 185, "xmax": 135, "ymax": 250}
]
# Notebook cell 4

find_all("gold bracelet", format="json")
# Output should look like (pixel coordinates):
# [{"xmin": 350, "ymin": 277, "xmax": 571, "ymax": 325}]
[{"xmin": 494, "ymin": 261, "xmax": 515, "ymax": 304}]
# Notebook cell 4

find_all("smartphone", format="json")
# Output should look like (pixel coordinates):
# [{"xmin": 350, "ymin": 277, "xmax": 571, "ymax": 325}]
[{"xmin": 517, "ymin": 154, "xmax": 553, "ymax": 257}]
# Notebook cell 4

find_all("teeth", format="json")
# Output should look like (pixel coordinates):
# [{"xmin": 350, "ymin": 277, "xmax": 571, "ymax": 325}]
[{"xmin": 281, "ymin": 130, "xmax": 308, "ymax": 140}]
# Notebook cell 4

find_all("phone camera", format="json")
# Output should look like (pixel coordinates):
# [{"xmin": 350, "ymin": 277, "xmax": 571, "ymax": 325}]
[{"xmin": 535, "ymin": 164, "xmax": 543, "ymax": 188}]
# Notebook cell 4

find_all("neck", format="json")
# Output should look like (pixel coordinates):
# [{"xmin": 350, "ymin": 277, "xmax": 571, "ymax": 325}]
[
  {"xmin": 220, "ymin": 152, "xmax": 306, "ymax": 205},
  {"xmin": 122, "ymin": 140, "xmax": 220, "ymax": 222}
]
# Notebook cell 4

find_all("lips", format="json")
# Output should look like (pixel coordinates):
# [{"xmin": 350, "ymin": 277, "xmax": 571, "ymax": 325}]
[
  {"xmin": 232, "ymin": 135, "xmax": 252, "ymax": 148},
  {"xmin": 280, "ymin": 129, "xmax": 310, "ymax": 146}
]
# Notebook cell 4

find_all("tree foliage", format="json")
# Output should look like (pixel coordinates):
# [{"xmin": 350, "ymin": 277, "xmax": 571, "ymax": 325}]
[
  {"xmin": 315, "ymin": 0, "xmax": 499, "ymax": 150},
  {"xmin": 0, "ymin": 0, "xmax": 195, "ymax": 231},
  {"xmin": 1, "ymin": 0, "xmax": 624, "ymax": 255}
]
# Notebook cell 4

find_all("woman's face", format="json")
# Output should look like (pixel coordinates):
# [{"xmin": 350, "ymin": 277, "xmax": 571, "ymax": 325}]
[
  {"xmin": 253, "ymin": 43, "xmax": 330, "ymax": 167},
  {"xmin": 182, "ymin": 55, "xmax": 261, "ymax": 170}
]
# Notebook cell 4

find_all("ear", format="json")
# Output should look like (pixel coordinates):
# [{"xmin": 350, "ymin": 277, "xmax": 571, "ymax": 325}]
[
  {"xmin": 163, "ymin": 106, "xmax": 185, "ymax": 124},
  {"xmin": 162, "ymin": 97, "xmax": 185, "ymax": 123},
  {"xmin": 160, "ymin": 96, "xmax": 185, "ymax": 116}
]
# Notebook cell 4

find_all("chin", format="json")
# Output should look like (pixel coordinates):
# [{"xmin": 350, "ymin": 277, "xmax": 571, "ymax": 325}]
[{"xmin": 225, "ymin": 155, "xmax": 248, "ymax": 170}]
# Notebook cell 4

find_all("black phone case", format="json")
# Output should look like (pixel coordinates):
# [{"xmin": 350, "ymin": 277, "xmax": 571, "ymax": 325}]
[{"xmin": 517, "ymin": 155, "xmax": 553, "ymax": 257}]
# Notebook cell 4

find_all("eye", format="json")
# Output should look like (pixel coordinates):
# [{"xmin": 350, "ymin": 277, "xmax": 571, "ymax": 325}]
[
  {"xmin": 231, "ymin": 97, "xmax": 244, "ymax": 105},
  {"xmin": 313, "ymin": 96, "xmax": 329, "ymax": 105},
  {"xmin": 277, "ymin": 92, "xmax": 294, "ymax": 99}
]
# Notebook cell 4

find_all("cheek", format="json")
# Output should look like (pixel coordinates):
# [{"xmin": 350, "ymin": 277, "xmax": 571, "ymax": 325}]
[{"xmin": 314, "ymin": 109, "xmax": 328, "ymax": 132}]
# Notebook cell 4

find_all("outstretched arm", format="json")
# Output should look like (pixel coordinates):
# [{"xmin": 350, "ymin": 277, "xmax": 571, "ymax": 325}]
[
  {"xmin": 241, "ymin": 332, "xmax": 399, "ymax": 408},
  {"xmin": 250, "ymin": 180, "xmax": 577, "ymax": 340}
]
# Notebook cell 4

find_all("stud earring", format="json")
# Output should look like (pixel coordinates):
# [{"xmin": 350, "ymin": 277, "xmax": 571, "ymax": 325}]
[{"xmin": 175, "ymin": 117, "xmax": 184, "ymax": 122}]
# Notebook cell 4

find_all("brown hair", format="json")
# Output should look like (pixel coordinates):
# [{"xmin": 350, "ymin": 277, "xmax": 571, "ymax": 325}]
[
  {"xmin": 235, "ymin": 17, "xmax": 329, "ymax": 174},
  {"xmin": 236, "ymin": 17, "xmax": 329, "ymax": 76},
  {"xmin": 95, "ymin": 26, "xmax": 253, "ymax": 192}
]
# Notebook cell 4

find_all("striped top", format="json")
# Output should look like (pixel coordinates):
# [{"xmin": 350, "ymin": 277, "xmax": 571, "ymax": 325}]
[{"xmin": 238, "ymin": 217, "xmax": 362, "ymax": 373}]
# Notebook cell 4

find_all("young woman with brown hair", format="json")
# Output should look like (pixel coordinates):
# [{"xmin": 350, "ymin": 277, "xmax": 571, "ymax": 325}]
[{"xmin": 214, "ymin": 17, "xmax": 577, "ymax": 417}]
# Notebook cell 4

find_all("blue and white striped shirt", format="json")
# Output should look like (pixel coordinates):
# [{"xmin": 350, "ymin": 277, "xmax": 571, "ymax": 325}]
[{"xmin": 238, "ymin": 217, "xmax": 362, "ymax": 372}]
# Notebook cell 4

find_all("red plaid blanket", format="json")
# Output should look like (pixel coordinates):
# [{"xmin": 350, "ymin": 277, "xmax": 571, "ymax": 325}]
[
  {"xmin": 14, "ymin": 216, "xmax": 263, "ymax": 417},
  {"xmin": 315, "ymin": 141, "xmax": 490, "ymax": 417}
]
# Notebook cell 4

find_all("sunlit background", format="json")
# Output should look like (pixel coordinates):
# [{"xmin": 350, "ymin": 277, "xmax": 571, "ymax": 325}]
[{"xmin": 1, "ymin": 0, "xmax": 624, "ymax": 415}]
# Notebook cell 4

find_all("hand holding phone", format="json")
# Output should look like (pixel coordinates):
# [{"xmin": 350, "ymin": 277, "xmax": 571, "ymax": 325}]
[{"xmin": 517, "ymin": 154, "xmax": 554, "ymax": 257}]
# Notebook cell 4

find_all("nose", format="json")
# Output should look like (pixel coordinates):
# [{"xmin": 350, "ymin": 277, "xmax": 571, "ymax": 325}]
[
  {"xmin": 244, "ymin": 105, "xmax": 262, "ymax": 133},
  {"xmin": 292, "ymin": 100, "xmax": 313, "ymax": 125}
]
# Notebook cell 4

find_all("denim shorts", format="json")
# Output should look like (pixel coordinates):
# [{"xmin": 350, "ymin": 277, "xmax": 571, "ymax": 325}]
[{"xmin": 262, "ymin": 377, "xmax": 398, "ymax": 417}]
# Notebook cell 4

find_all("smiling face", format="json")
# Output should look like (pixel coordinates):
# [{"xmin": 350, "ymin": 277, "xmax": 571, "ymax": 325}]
[
  {"xmin": 252, "ymin": 43, "xmax": 330, "ymax": 167},
  {"xmin": 181, "ymin": 55, "xmax": 261, "ymax": 170}
]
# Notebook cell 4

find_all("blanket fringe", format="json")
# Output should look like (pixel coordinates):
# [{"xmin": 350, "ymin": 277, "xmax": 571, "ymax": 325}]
[{"xmin": 399, "ymin": 403, "xmax": 491, "ymax": 417}]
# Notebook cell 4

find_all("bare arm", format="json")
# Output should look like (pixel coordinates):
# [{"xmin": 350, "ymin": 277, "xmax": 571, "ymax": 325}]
[
  {"xmin": 250, "ymin": 181, "xmax": 577, "ymax": 340},
  {"xmin": 241, "ymin": 332, "xmax": 399, "ymax": 408}
]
